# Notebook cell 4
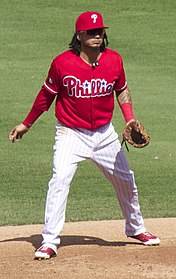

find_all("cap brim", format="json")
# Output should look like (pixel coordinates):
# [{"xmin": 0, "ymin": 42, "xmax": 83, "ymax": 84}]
[{"xmin": 81, "ymin": 26, "xmax": 109, "ymax": 31}]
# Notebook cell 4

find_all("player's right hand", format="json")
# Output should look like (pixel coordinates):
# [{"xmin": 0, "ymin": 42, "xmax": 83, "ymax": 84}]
[{"xmin": 9, "ymin": 123, "xmax": 29, "ymax": 143}]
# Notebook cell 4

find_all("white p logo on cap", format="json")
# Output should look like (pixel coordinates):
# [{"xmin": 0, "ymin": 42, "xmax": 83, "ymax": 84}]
[{"xmin": 91, "ymin": 14, "xmax": 98, "ymax": 23}]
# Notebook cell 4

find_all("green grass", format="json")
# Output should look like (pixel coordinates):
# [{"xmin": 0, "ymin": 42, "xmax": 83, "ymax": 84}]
[{"xmin": 0, "ymin": 0, "xmax": 176, "ymax": 226}]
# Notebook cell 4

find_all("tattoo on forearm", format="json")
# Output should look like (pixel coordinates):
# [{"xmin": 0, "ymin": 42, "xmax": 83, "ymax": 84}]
[{"xmin": 116, "ymin": 87, "xmax": 132, "ymax": 105}]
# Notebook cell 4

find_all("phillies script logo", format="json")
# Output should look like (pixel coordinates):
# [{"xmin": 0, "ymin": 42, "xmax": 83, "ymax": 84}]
[{"xmin": 63, "ymin": 76, "xmax": 114, "ymax": 98}]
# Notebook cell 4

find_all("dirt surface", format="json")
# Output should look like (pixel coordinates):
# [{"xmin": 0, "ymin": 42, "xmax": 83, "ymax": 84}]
[{"xmin": 0, "ymin": 218, "xmax": 176, "ymax": 279}]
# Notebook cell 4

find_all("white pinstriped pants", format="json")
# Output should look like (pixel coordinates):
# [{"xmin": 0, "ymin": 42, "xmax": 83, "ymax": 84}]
[{"xmin": 42, "ymin": 121, "xmax": 146, "ymax": 246}]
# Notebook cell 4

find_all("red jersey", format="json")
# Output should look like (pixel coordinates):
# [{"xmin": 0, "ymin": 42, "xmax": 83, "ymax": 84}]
[
  {"xmin": 44, "ymin": 48, "xmax": 127, "ymax": 130},
  {"xmin": 23, "ymin": 48, "xmax": 127, "ymax": 130}
]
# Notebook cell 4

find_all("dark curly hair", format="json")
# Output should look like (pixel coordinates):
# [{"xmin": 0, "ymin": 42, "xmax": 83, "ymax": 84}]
[{"xmin": 69, "ymin": 32, "xmax": 109, "ymax": 55}]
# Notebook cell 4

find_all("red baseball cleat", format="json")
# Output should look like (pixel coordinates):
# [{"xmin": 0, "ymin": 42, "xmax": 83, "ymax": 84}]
[
  {"xmin": 129, "ymin": 231, "xmax": 160, "ymax": 245},
  {"xmin": 34, "ymin": 245, "xmax": 57, "ymax": 260}
]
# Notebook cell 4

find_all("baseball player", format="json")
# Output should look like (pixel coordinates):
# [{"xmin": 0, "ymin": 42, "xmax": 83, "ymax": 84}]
[{"xmin": 9, "ymin": 11, "xmax": 160, "ymax": 260}]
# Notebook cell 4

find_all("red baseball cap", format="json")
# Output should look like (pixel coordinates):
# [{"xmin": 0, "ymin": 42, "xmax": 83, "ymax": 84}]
[{"xmin": 75, "ymin": 11, "xmax": 109, "ymax": 32}]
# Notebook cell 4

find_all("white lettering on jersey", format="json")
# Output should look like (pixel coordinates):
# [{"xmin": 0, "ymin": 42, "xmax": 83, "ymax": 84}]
[
  {"xmin": 63, "ymin": 76, "xmax": 114, "ymax": 98},
  {"xmin": 91, "ymin": 14, "xmax": 98, "ymax": 23}
]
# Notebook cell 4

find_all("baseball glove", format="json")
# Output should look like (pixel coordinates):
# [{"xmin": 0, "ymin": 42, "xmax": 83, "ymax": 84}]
[{"xmin": 122, "ymin": 119, "xmax": 150, "ymax": 149}]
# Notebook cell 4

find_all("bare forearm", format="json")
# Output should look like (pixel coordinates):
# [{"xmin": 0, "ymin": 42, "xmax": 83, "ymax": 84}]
[{"xmin": 116, "ymin": 86, "xmax": 132, "ymax": 105}]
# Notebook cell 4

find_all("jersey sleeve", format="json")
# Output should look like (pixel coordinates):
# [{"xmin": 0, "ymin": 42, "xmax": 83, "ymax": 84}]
[
  {"xmin": 22, "ymin": 86, "xmax": 56, "ymax": 127},
  {"xmin": 44, "ymin": 60, "xmax": 60, "ymax": 94},
  {"xmin": 33, "ymin": 86, "xmax": 56, "ymax": 111},
  {"xmin": 114, "ymin": 56, "xmax": 127, "ymax": 93}
]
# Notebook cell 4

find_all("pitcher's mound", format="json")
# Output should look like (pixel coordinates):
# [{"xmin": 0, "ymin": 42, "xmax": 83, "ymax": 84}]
[{"xmin": 0, "ymin": 218, "xmax": 176, "ymax": 279}]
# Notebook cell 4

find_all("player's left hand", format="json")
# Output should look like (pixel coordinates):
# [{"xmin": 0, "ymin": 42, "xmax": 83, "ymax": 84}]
[
  {"xmin": 9, "ymin": 123, "xmax": 29, "ymax": 143},
  {"xmin": 121, "ymin": 119, "xmax": 150, "ymax": 148}
]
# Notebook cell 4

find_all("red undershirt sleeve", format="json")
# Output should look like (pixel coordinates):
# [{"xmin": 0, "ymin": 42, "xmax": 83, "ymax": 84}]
[
  {"xmin": 22, "ymin": 86, "xmax": 56, "ymax": 128},
  {"xmin": 120, "ymin": 103, "xmax": 135, "ymax": 123}
]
